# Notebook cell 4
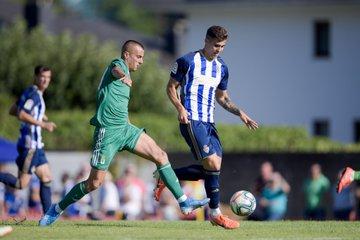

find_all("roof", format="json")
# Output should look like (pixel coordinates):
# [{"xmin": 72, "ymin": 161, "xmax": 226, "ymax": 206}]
[
  {"xmin": 134, "ymin": 0, "xmax": 360, "ymax": 13},
  {"xmin": 0, "ymin": 0, "xmax": 164, "ymax": 51}
]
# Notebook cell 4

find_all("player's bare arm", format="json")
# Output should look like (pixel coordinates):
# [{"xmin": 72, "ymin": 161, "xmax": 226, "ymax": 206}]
[
  {"xmin": 215, "ymin": 89, "xmax": 258, "ymax": 130},
  {"xmin": 111, "ymin": 66, "xmax": 132, "ymax": 87},
  {"xmin": 18, "ymin": 110, "xmax": 57, "ymax": 132},
  {"xmin": 166, "ymin": 78, "xmax": 189, "ymax": 124}
]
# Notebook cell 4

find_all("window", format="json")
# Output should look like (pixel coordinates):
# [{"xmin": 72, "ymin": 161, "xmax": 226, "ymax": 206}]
[
  {"xmin": 313, "ymin": 119, "xmax": 329, "ymax": 137},
  {"xmin": 354, "ymin": 119, "xmax": 360, "ymax": 143},
  {"xmin": 314, "ymin": 20, "xmax": 331, "ymax": 58}
]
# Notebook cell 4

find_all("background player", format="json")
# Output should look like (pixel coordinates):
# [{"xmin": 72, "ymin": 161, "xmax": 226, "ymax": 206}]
[
  {"xmin": 39, "ymin": 40, "xmax": 209, "ymax": 226},
  {"xmin": 154, "ymin": 26, "xmax": 258, "ymax": 229},
  {"xmin": 0, "ymin": 65, "xmax": 56, "ymax": 214}
]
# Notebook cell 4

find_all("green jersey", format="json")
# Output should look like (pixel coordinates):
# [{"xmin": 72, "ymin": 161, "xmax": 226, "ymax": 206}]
[{"xmin": 90, "ymin": 58, "xmax": 130, "ymax": 127}]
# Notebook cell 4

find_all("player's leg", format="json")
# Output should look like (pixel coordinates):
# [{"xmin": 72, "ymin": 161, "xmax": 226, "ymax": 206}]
[
  {"xmin": 131, "ymin": 132, "xmax": 209, "ymax": 214},
  {"xmin": 0, "ymin": 147, "xmax": 33, "ymax": 189},
  {"xmin": 39, "ymin": 168, "xmax": 107, "ymax": 226},
  {"xmin": 337, "ymin": 167, "xmax": 360, "ymax": 193},
  {"xmin": 40, "ymin": 127, "xmax": 115, "ymax": 226},
  {"xmin": 34, "ymin": 149, "xmax": 53, "ymax": 213},
  {"xmin": 153, "ymin": 121, "xmax": 207, "ymax": 201},
  {"xmin": 202, "ymin": 124, "xmax": 239, "ymax": 229},
  {"xmin": 35, "ymin": 164, "xmax": 52, "ymax": 213}
]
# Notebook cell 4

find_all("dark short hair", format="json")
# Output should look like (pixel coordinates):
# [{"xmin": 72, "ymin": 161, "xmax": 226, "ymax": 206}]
[
  {"xmin": 121, "ymin": 40, "xmax": 144, "ymax": 55},
  {"xmin": 34, "ymin": 65, "xmax": 51, "ymax": 76},
  {"xmin": 206, "ymin": 26, "xmax": 228, "ymax": 41}
]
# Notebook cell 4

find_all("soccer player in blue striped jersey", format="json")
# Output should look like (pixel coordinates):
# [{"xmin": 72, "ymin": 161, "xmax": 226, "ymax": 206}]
[
  {"xmin": 0, "ymin": 65, "xmax": 56, "ymax": 214},
  {"xmin": 154, "ymin": 26, "xmax": 258, "ymax": 229}
]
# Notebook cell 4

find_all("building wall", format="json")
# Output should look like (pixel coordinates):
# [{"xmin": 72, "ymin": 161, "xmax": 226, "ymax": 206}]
[{"xmin": 178, "ymin": 4, "xmax": 360, "ymax": 142}]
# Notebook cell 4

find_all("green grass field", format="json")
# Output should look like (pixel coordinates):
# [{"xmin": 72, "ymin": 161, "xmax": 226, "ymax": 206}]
[{"xmin": 3, "ymin": 220, "xmax": 360, "ymax": 240}]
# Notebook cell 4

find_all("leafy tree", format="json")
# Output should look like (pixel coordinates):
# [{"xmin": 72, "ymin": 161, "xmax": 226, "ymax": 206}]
[
  {"xmin": 88, "ymin": 0, "xmax": 160, "ymax": 36},
  {"xmin": 0, "ymin": 20, "xmax": 171, "ymax": 114}
]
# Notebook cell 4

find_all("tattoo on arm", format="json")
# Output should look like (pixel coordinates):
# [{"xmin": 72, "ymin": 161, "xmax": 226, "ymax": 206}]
[{"xmin": 219, "ymin": 96, "xmax": 241, "ymax": 116}]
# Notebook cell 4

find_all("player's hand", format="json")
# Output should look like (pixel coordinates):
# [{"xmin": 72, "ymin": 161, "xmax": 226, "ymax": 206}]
[
  {"xmin": 41, "ymin": 121, "xmax": 57, "ymax": 132},
  {"xmin": 178, "ymin": 108, "xmax": 189, "ymax": 124},
  {"xmin": 240, "ymin": 111, "xmax": 258, "ymax": 130},
  {"xmin": 121, "ymin": 76, "xmax": 132, "ymax": 87}
]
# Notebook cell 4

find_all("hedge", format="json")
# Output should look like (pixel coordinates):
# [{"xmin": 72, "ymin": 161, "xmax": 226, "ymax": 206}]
[{"xmin": 1, "ymin": 96, "xmax": 360, "ymax": 152}]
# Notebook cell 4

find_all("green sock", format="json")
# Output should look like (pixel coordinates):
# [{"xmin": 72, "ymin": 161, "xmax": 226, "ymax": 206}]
[
  {"xmin": 58, "ymin": 181, "xmax": 89, "ymax": 210},
  {"xmin": 354, "ymin": 171, "xmax": 360, "ymax": 181},
  {"xmin": 157, "ymin": 163, "xmax": 184, "ymax": 200}
]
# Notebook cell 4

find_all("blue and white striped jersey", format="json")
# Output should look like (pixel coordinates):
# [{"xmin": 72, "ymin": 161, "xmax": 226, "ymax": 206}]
[
  {"xmin": 17, "ymin": 85, "xmax": 46, "ymax": 149},
  {"xmin": 170, "ymin": 51, "xmax": 229, "ymax": 123}
]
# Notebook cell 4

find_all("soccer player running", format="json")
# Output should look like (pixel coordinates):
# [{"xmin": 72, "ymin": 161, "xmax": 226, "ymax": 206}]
[
  {"xmin": 337, "ymin": 167, "xmax": 360, "ymax": 193},
  {"xmin": 0, "ymin": 66, "xmax": 56, "ymax": 214},
  {"xmin": 154, "ymin": 26, "xmax": 258, "ymax": 229},
  {"xmin": 39, "ymin": 40, "xmax": 209, "ymax": 226}
]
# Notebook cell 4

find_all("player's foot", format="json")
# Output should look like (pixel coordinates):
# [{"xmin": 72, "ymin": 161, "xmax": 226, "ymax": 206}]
[
  {"xmin": 210, "ymin": 214, "xmax": 240, "ymax": 229},
  {"xmin": 337, "ymin": 167, "xmax": 355, "ymax": 193},
  {"xmin": 39, "ymin": 204, "xmax": 63, "ymax": 226},
  {"xmin": 154, "ymin": 178, "xmax": 166, "ymax": 202},
  {"xmin": 179, "ymin": 197, "xmax": 210, "ymax": 215}
]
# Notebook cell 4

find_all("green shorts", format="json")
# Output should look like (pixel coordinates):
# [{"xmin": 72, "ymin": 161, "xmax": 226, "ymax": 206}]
[{"xmin": 90, "ymin": 124, "xmax": 144, "ymax": 170}]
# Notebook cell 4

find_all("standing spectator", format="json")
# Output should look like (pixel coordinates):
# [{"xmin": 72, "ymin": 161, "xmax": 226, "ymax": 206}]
[
  {"xmin": 332, "ymin": 170, "xmax": 356, "ymax": 220},
  {"xmin": 260, "ymin": 172, "xmax": 290, "ymax": 220},
  {"xmin": 99, "ymin": 172, "xmax": 120, "ymax": 217},
  {"xmin": 303, "ymin": 163, "xmax": 330, "ymax": 220},
  {"xmin": 249, "ymin": 161, "xmax": 274, "ymax": 220}
]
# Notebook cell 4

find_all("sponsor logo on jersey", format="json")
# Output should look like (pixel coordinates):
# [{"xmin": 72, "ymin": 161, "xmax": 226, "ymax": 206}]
[{"xmin": 24, "ymin": 99, "xmax": 34, "ymax": 110}]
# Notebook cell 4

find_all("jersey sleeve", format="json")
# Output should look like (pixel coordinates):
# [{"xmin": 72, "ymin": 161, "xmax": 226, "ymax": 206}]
[
  {"xmin": 17, "ymin": 90, "xmax": 39, "ymax": 114},
  {"xmin": 110, "ymin": 59, "xmax": 127, "ymax": 78},
  {"xmin": 217, "ymin": 64, "xmax": 229, "ymax": 90},
  {"xmin": 170, "ymin": 56, "xmax": 189, "ymax": 83}
]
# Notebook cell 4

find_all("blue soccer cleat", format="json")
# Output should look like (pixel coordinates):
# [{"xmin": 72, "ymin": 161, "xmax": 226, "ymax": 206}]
[
  {"xmin": 39, "ymin": 204, "xmax": 63, "ymax": 227},
  {"xmin": 179, "ymin": 197, "xmax": 210, "ymax": 215}
]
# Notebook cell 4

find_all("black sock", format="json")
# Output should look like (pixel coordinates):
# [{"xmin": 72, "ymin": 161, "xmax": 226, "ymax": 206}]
[
  {"xmin": 204, "ymin": 170, "xmax": 220, "ymax": 209},
  {"xmin": 174, "ymin": 164, "xmax": 205, "ymax": 181}
]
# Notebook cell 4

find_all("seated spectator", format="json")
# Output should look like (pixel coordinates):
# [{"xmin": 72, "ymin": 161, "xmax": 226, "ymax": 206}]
[
  {"xmin": 303, "ymin": 163, "xmax": 330, "ymax": 220},
  {"xmin": 116, "ymin": 164, "xmax": 145, "ymax": 220},
  {"xmin": 332, "ymin": 170, "xmax": 356, "ymax": 220}
]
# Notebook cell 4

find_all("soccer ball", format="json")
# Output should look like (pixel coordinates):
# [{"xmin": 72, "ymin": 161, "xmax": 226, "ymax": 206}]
[{"xmin": 230, "ymin": 190, "xmax": 256, "ymax": 216}]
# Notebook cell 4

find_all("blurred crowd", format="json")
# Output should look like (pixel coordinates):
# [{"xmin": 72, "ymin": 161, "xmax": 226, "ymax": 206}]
[
  {"xmin": 250, "ymin": 161, "xmax": 359, "ymax": 221},
  {"xmin": 0, "ymin": 163, "xmax": 208, "ymax": 221},
  {"xmin": 0, "ymin": 161, "xmax": 359, "ymax": 221}
]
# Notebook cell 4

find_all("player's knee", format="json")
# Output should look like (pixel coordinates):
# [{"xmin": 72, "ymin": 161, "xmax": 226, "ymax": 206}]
[
  {"xmin": 86, "ymin": 179, "xmax": 103, "ymax": 191},
  {"xmin": 204, "ymin": 158, "xmax": 221, "ymax": 171},
  {"xmin": 153, "ymin": 149, "xmax": 168, "ymax": 165}
]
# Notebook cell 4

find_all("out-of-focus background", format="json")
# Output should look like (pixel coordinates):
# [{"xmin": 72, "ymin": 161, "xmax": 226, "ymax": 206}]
[{"xmin": 0, "ymin": 0, "xmax": 360, "ymax": 222}]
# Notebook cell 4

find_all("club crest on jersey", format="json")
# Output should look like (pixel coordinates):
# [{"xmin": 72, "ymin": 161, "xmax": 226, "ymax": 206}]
[
  {"xmin": 203, "ymin": 145, "xmax": 210, "ymax": 154},
  {"xmin": 24, "ymin": 99, "xmax": 34, "ymax": 110},
  {"xmin": 171, "ymin": 62, "xmax": 178, "ymax": 74}
]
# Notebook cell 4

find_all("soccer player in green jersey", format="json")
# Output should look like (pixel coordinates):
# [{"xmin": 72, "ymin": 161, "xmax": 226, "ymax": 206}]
[{"xmin": 39, "ymin": 40, "xmax": 209, "ymax": 226}]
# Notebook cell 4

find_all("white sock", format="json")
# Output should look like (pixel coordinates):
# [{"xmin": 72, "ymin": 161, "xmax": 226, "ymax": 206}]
[
  {"xmin": 210, "ymin": 207, "xmax": 221, "ymax": 217},
  {"xmin": 177, "ymin": 195, "xmax": 187, "ymax": 203}
]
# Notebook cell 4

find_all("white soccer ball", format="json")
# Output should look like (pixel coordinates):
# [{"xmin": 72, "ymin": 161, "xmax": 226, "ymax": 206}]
[{"xmin": 230, "ymin": 190, "xmax": 256, "ymax": 217}]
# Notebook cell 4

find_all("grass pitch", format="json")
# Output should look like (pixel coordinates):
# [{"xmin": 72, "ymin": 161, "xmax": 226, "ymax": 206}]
[{"xmin": 3, "ymin": 220, "xmax": 360, "ymax": 240}]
